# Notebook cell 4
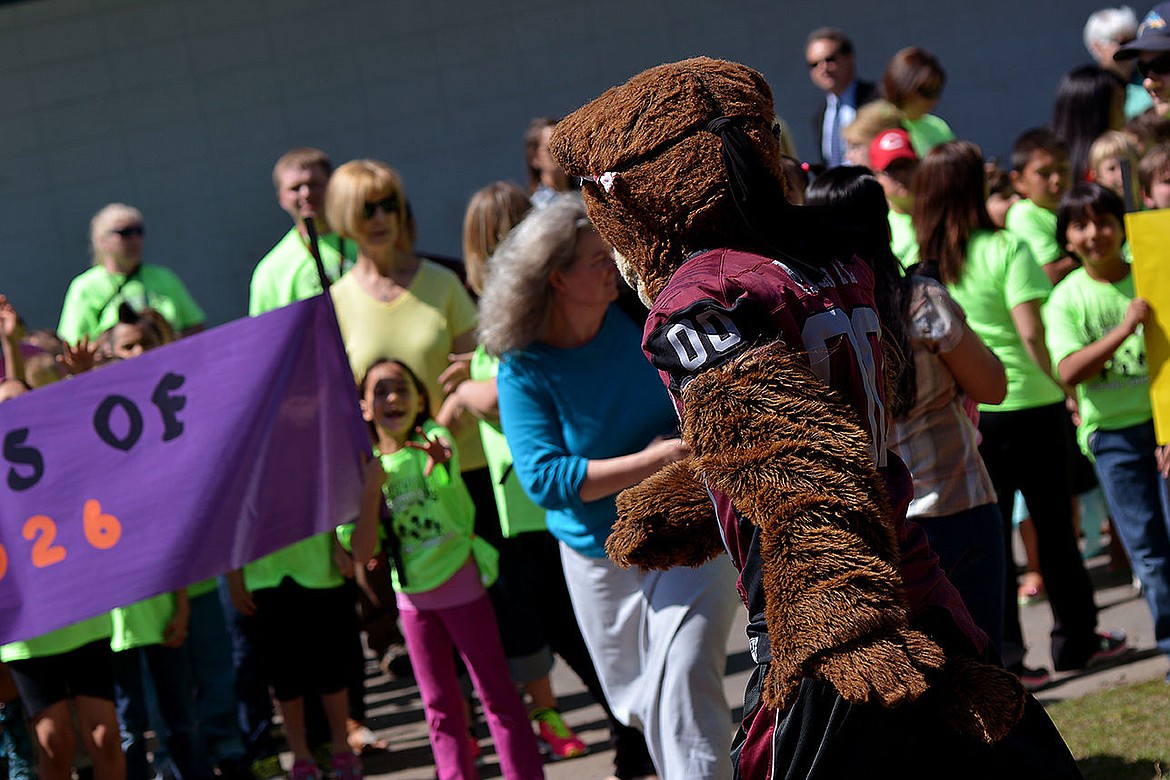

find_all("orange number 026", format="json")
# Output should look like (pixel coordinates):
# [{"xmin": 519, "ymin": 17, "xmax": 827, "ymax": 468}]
[{"xmin": 2, "ymin": 500, "xmax": 123, "ymax": 579}]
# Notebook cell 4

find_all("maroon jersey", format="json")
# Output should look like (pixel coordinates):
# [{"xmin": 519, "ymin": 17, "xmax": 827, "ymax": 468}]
[{"xmin": 643, "ymin": 248, "xmax": 982, "ymax": 663}]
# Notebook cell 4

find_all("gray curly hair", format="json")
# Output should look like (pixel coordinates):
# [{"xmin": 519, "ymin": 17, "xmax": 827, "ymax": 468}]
[{"xmin": 478, "ymin": 195, "xmax": 593, "ymax": 356}]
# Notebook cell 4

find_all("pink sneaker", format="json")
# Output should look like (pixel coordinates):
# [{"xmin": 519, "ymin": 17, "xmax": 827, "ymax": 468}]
[
  {"xmin": 532, "ymin": 707, "xmax": 588, "ymax": 760},
  {"xmin": 330, "ymin": 752, "xmax": 363, "ymax": 780},
  {"xmin": 287, "ymin": 759, "xmax": 319, "ymax": 780}
]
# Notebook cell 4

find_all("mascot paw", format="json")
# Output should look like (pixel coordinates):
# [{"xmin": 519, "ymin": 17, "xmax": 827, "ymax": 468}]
[
  {"xmin": 610, "ymin": 459, "xmax": 723, "ymax": 570},
  {"xmin": 939, "ymin": 656, "xmax": 1027, "ymax": 744},
  {"xmin": 805, "ymin": 629, "xmax": 946, "ymax": 709}
]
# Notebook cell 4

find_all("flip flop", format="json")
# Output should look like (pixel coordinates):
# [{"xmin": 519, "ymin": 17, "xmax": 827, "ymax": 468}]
[{"xmin": 346, "ymin": 723, "xmax": 390, "ymax": 755}]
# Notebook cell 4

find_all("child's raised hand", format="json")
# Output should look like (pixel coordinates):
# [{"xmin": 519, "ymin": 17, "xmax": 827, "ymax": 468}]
[
  {"xmin": 404, "ymin": 426, "xmax": 452, "ymax": 476},
  {"xmin": 1124, "ymin": 297, "xmax": 1151, "ymax": 333},
  {"xmin": 0, "ymin": 296, "xmax": 21, "ymax": 342},
  {"xmin": 58, "ymin": 337, "xmax": 101, "ymax": 375}
]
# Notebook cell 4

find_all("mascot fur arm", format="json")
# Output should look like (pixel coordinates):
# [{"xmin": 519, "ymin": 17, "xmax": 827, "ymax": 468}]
[
  {"xmin": 678, "ymin": 342, "xmax": 945, "ymax": 710},
  {"xmin": 610, "ymin": 459, "xmax": 725, "ymax": 570}
]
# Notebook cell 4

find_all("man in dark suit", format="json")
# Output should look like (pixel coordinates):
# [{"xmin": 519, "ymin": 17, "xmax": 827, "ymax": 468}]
[{"xmin": 807, "ymin": 27, "xmax": 878, "ymax": 167}]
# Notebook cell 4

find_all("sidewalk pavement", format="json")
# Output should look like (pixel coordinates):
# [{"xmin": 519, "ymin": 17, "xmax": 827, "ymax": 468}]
[{"xmin": 353, "ymin": 553, "xmax": 1167, "ymax": 780}]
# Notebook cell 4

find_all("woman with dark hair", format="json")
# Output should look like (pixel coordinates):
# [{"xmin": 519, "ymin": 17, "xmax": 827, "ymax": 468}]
[
  {"xmin": 913, "ymin": 140, "xmax": 1125, "ymax": 687},
  {"xmin": 1051, "ymin": 64, "xmax": 1126, "ymax": 181},
  {"xmin": 882, "ymin": 46, "xmax": 955, "ymax": 156},
  {"xmin": 808, "ymin": 166, "xmax": 1011, "ymax": 647}
]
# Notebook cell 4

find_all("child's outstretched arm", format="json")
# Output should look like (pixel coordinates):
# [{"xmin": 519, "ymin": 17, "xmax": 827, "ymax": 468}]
[
  {"xmin": 1057, "ymin": 297, "xmax": 1149, "ymax": 386},
  {"xmin": 351, "ymin": 457, "xmax": 387, "ymax": 566},
  {"xmin": 404, "ymin": 426, "xmax": 452, "ymax": 477}
]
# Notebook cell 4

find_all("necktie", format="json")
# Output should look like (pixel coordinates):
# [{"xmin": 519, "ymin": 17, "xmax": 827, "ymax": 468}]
[{"xmin": 829, "ymin": 98, "xmax": 843, "ymax": 167}]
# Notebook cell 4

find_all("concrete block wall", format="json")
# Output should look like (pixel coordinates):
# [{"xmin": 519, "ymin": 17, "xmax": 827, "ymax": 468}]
[{"xmin": 0, "ymin": 0, "xmax": 1113, "ymax": 329}]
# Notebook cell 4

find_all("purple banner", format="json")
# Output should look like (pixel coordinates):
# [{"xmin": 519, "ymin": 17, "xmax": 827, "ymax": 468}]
[{"xmin": 0, "ymin": 296, "xmax": 370, "ymax": 646}]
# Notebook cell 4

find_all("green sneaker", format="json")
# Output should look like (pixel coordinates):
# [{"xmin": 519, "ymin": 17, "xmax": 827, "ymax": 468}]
[
  {"xmin": 531, "ymin": 707, "xmax": 587, "ymax": 760},
  {"xmin": 250, "ymin": 754, "xmax": 283, "ymax": 780}
]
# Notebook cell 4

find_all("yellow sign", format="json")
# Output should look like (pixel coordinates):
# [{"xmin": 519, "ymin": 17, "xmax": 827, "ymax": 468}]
[{"xmin": 1127, "ymin": 209, "xmax": 1170, "ymax": 445}]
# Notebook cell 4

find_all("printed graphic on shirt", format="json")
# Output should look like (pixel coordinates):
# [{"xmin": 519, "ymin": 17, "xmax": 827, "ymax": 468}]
[
  {"xmin": 384, "ymin": 465, "xmax": 457, "ymax": 557},
  {"xmin": 1082, "ymin": 313, "xmax": 1148, "ymax": 388}
]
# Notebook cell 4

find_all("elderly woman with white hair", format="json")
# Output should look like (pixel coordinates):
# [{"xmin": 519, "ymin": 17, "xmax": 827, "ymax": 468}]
[
  {"xmin": 58, "ymin": 203, "xmax": 204, "ymax": 344},
  {"xmin": 480, "ymin": 195, "xmax": 739, "ymax": 780},
  {"xmin": 1084, "ymin": 5, "xmax": 1153, "ymax": 117}
]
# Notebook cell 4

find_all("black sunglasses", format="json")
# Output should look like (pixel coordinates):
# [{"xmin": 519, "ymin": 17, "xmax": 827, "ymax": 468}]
[
  {"xmin": 363, "ymin": 195, "xmax": 400, "ymax": 220},
  {"xmin": 1137, "ymin": 53, "xmax": 1170, "ymax": 78},
  {"xmin": 807, "ymin": 53, "xmax": 840, "ymax": 69},
  {"xmin": 112, "ymin": 225, "xmax": 145, "ymax": 237}
]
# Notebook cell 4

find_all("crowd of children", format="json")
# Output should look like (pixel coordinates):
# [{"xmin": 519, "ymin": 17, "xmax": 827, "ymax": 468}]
[{"xmin": 4, "ymin": 5, "xmax": 1170, "ymax": 780}]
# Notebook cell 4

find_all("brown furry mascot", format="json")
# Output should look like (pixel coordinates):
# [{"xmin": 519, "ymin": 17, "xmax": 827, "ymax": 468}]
[{"xmin": 549, "ymin": 57, "xmax": 1084, "ymax": 779}]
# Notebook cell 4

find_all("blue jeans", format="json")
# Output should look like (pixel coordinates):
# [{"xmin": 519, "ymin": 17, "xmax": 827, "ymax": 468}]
[
  {"xmin": 1089, "ymin": 421, "xmax": 1170, "ymax": 657},
  {"xmin": 0, "ymin": 699, "xmax": 35, "ymax": 780},
  {"xmin": 217, "ymin": 579, "xmax": 278, "ymax": 761},
  {"xmin": 114, "ymin": 645, "xmax": 212, "ymax": 780},
  {"xmin": 186, "ymin": 589, "xmax": 246, "ymax": 764},
  {"xmin": 913, "ymin": 503, "xmax": 1006, "ymax": 653}
]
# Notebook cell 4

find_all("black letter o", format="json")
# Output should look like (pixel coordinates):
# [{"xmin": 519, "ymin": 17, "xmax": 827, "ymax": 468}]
[{"xmin": 94, "ymin": 395, "xmax": 144, "ymax": 452}]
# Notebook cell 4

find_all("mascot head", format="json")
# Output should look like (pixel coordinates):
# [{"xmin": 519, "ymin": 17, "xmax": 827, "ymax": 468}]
[{"xmin": 548, "ymin": 57, "xmax": 789, "ymax": 306}]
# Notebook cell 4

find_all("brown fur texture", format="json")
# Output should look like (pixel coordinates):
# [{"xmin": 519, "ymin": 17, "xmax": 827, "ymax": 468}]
[
  {"xmin": 549, "ymin": 57, "xmax": 785, "ymax": 303},
  {"xmin": 681, "ymin": 343, "xmax": 945, "ymax": 709},
  {"xmin": 609, "ymin": 459, "xmax": 723, "ymax": 570},
  {"xmin": 553, "ymin": 56, "xmax": 1025, "ymax": 743}
]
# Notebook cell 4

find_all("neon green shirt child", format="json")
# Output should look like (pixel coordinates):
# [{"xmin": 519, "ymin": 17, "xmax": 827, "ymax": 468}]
[
  {"xmin": 1005, "ymin": 198, "xmax": 1061, "ymax": 267},
  {"xmin": 1045, "ymin": 269, "xmax": 1150, "ymax": 456}
]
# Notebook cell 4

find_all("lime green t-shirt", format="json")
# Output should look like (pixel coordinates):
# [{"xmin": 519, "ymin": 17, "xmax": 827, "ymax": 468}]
[
  {"xmin": 1045, "ymin": 269, "xmax": 1150, "ymax": 455},
  {"xmin": 888, "ymin": 210, "xmax": 920, "ymax": 268},
  {"xmin": 946, "ymin": 230, "xmax": 1064, "ymax": 412},
  {"xmin": 58, "ymin": 263, "xmax": 205, "ymax": 344},
  {"xmin": 470, "ymin": 347, "xmax": 547, "ymax": 538},
  {"xmin": 375, "ymin": 421, "xmax": 497, "ymax": 594},
  {"xmin": 249, "ymin": 229, "xmax": 357, "ymax": 316},
  {"xmin": 111, "ymin": 593, "xmax": 176, "ymax": 652},
  {"xmin": 903, "ymin": 113, "xmax": 955, "ymax": 157},
  {"xmin": 242, "ymin": 531, "xmax": 343, "ymax": 592},
  {"xmin": 0, "ymin": 612, "xmax": 113, "ymax": 662},
  {"xmin": 1005, "ymin": 198, "xmax": 1061, "ymax": 267},
  {"xmin": 331, "ymin": 262, "xmax": 485, "ymax": 471},
  {"xmin": 187, "ymin": 577, "xmax": 218, "ymax": 598}
]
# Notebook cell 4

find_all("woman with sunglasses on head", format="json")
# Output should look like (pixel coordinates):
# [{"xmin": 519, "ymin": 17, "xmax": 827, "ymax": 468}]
[
  {"xmin": 882, "ymin": 46, "xmax": 955, "ymax": 157},
  {"xmin": 58, "ymin": 203, "xmax": 205, "ymax": 345}
]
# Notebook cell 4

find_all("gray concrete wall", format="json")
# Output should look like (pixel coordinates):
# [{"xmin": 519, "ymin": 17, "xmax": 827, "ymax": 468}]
[{"xmin": 0, "ymin": 0, "xmax": 1110, "ymax": 329}]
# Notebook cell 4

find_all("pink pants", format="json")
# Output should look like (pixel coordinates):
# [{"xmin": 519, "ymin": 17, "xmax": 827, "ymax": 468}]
[{"xmin": 399, "ymin": 593, "xmax": 544, "ymax": 780}]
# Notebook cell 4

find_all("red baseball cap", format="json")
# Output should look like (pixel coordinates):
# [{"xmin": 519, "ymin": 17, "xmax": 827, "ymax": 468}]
[{"xmin": 868, "ymin": 128, "xmax": 917, "ymax": 172}]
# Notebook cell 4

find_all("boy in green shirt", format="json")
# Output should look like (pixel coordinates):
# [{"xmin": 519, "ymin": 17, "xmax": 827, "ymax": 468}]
[
  {"xmin": 1046, "ymin": 182, "xmax": 1170, "ymax": 666},
  {"xmin": 1006, "ymin": 128, "xmax": 1077, "ymax": 284},
  {"xmin": 1138, "ymin": 142, "xmax": 1170, "ymax": 209},
  {"xmin": 868, "ymin": 128, "xmax": 920, "ymax": 267}
]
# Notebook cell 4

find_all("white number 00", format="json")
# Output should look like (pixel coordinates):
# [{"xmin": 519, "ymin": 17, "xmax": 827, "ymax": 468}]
[{"xmin": 665, "ymin": 310, "xmax": 743, "ymax": 371}]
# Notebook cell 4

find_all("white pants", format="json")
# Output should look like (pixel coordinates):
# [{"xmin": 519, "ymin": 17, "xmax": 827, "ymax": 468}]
[{"xmin": 559, "ymin": 543, "xmax": 740, "ymax": 780}]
